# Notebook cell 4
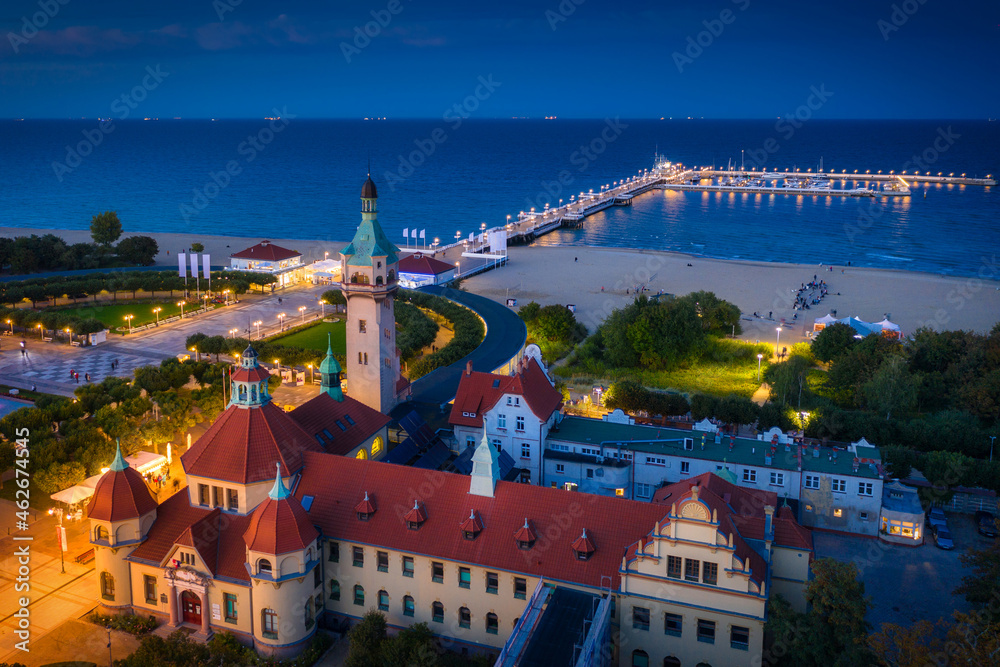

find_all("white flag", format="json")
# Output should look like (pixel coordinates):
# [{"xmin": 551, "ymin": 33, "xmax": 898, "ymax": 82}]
[
  {"xmin": 191, "ymin": 254, "xmax": 199, "ymax": 278},
  {"xmin": 411, "ymin": 228, "xmax": 418, "ymax": 239},
  {"xmin": 202, "ymin": 254, "xmax": 211, "ymax": 279},
  {"xmin": 403, "ymin": 228, "xmax": 408, "ymax": 240},
  {"xmin": 419, "ymin": 229, "xmax": 425, "ymax": 239},
  {"xmin": 178, "ymin": 252, "xmax": 187, "ymax": 278}
]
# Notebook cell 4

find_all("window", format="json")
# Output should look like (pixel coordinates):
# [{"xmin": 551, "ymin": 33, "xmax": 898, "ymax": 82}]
[
  {"xmin": 384, "ymin": 357, "xmax": 391, "ymax": 368},
  {"xmin": 514, "ymin": 577, "xmax": 527, "ymax": 600},
  {"xmin": 684, "ymin": 558, "xmax": 700, "ymax": 582},
  {"xmin": 377, "ymin": 551, "xmax": 388, "ymax": 572},
  {"xmin": 497, "ymin": 414, "xmax": 507, "ymax": 428},
  {"xmin": 459, "ymin": 606, "xmax": 471, "ymax": 629},
  {"xmin": 636, "ymin": 483, "xmax": 653, "ymax": 499},
  {"xmin": 359, "ymin": 319, "xmax": 367, "ymax": 333},
  {"xmin": 832, "ymin": 478, "xmax": 846, "ymax": 493},
  {"xmin": 731, "ymin": 625, "xmax": 750, "ymax": 650},
  {"xmin": 95, "ymin": 525, "xmax": 109, "ymax": 542},
  {"xmin": 631, "ymin": 649, "xmax": 649, "ymax": 667},
  {"xmin": 198, "ymin": 484, "xmax": 209, "ymax": 506},
  {"xmin": 586, "ymin": 468, "xmax": 594, "ymax": 479},
  {"xmin": 667, "ymin": 555, "xmax": 682, "ymax": 579},
  {"xmin": 550, "ymin": 443, "xmax": 569, "ymax": 452},
  {"xmin": 403, "ymin": 595, "xmax": 414, "ymax": 616},
  {"xmin": 486, "ymin": 572, "xmax": 498, "ymax": 594},
  {"xmin": 353, "ymin": 547, "xmax": 364, "ymax": 568},
  {"xmin": 328, "ymin": 541, "xmax": 339, "ymax": 562},
  {"xmin": 615, "ymin": 488, "xmax": 625, "ymax": 497},
  {"xmin": 257, "ymin": 558, "xmax": 272, "ymax": 576},
  {"xmin": 304, "ymin": 598, "xmax": 314, "ymax": 629},
  {"xmin": 521, "ymin": 443, "xmax": 531, "ymax": 459},
  {"xmin": 632, "ymin": 606, "xmax": 650, "ymax": 631},
  {"xmin": 664, "ymin": 612, "xmax": 682, "ymax": 637},
  {"xmin": 143, "ymin": 575, "xmax": 156, "ymax": 603},
  {"xmin": 646, "ymin": 456, "xmax": 666, "ymax": 466},
  {"xmin": 330, "ymin": 580, "xmax": 340, "ymax": 601},
  {"xmin": 486, "ymin": 613, "xmax": 499, "ymax": 635},
  {"xmin": 805, "ymin": 474, "xmax": 820, "ymax": 489},
  {"xmin": 703, "ymin": 562, "xmax": 718, "ymax": 585},
  {"xmin": 432, "ymin": 562, "xmax": 444, "ymax": 583},
  {"xmin": 376, "ymin": 589, "xmax": 388, "ymax": 611},
  {"xmin": 743, "ymin": 469, "xmax": 757, "ymax": 483},
  {"xmin": 459, "ymin": 567, "xmax": 471, "ymax": 589},
  {"xmin": 432, "ymin": 601, "xmax": 444, "ymax": 623},
  {"xmin": 833, "ymin": 508, "xmax": 843, "ymax": 518},
  {"xmin": 384, "ymin": 327, "xmax": 390, "ymax": 339},
  {"xmin": 371, "ymin": 437, "xmax": 383, "ymax": 456},
  {"xmin": 314, "ymin": 565, "xmax": 322, "ymax": 588},
  {"xmin": 680, "ymin": 461, "xmax": 690, "ymax": 474},
  {"xmin": 353, "ymin": 585, "xmax": 364, "ymax": 606},
  {"xmin": 227, "ymin": 488, "xmax": 239, "ymax": 511},
  {"xmin": 262, "ymin": 608, "xmax": 278, "ymax": 639},
  {"xmin": 860, "ymin": 511, "xmax": 870, "ymax": 521},
  {"xmin": 805, "ymin": 503, "xmax": 814, "ymax": 512},
  {"xmin": 858, "ymin": 482, "xmax": 873, "ymax": 496},
  {"xmin": 363, "ymin": 353, "xmax": 368, "ymax": 365},
  {"xmin": 224, "ymin": 592, "xmax": 237, "ymax": 623},
  {"xmin": 697, "ymin": 619, "xmax": 716, "ymax": 644},
  {"xmin": 515, "ymin": 416, "xmax": 525, "ymax": 431},
  {"xmin": 770, "ymin": 471, "xmax": 785, "ymax": 486},
  {"xmin": 580, "ymin": 447, "xmax": 600, "ymax": 456},
  {"xmin": 402, "ymin": 556, "xmax": 414, "ymax": 577},
  {"xmin": 555, "ymin": 464, "xmax": 565, "ymax": 474},
  {"xmin": 180, "ymin": 552, "xmax": 195, "ymax": 566},
  {"xmin": 212, "ymin": 485, "xmax": 222, "ymax": 508}
]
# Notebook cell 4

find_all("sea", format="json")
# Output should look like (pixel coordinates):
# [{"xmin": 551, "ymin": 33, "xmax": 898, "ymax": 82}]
[{"xmin": 1, "ymin": 119, "xmax": 996, "ymax": 278}]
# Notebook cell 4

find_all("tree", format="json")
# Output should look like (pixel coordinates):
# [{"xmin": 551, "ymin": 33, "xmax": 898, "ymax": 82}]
[
  {"xmin": 867, "ymin": 620, "xmax": 942, "ymax": 667},
  {"xmin": 812, "ymin": 323, "xmax": 859, "ymax": 363},
  {"xmin": 90, "ymin": 211, "xmax": 123, "ymax": 247},
  {"xmin": 117, "ymin": 236, "xmax": 159, "ymax": 265},
  {"xmin": 321, "ymin": 288, "xmax": 347, "ymax": 312},
  {"xmin": 190, "ymin": 242, "xmax": 205, "ymax": 252},
  {"xmin": 863, "ymin": 356, "xmax": 917, "ymax": 421},
  {"xmin": 518, "ymin": 301, "xmax": 541, "ymax": 323},
  {"xmin": 532, "ymin": 304, "xmax": 577, "ymax": 342},
  {"xmin": 346, "ymin": 610, "xmax": 388, "ymax": 667},
  {"xmin": 955, "ymin": 539, "xmax": 1000, "ymax": 617},
  {"xmin": 766, "ymin": 355, "xmax": 813, "ymax": 407}
]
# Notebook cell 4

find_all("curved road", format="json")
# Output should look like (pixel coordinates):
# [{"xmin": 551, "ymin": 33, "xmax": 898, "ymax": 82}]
[{"xmin": 406, "ymin": 286, "xmax": 526, "ymax": 406}]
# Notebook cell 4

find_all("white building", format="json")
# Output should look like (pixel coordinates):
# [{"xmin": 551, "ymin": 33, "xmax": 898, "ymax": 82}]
[{"xmin": 229, "ymin": 240, "xmax": 304, "ymax": 288}]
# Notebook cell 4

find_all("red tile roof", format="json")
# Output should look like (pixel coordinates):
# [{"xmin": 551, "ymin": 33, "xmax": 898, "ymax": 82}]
[
  {"xmin": 731, "ymin": 515, "xmax": 814, "ymax": 551},
  {"xmin": 182, "ymin": 402, "xmax": 323, "ymax": 484},
  {"xmin": 87, "ymin": 467, "xmax": 158, "ymax": 523},
  {"xmin": 355, "ymin": 492, "xmax": 376, "ymax": 515},
  {"xmin": 243, "ymin": 495, "xmax": 319, "ymax": 555},
  {"xmin": 129, "ymin": 492, "xmax": 252, "ymax": 583},
  {"xmin": 288, "ymin": 393, "xmax": 390, "ymax": 457},
  {"xmin": 296, "ymin": 451, "xmax": 668, "ymax": 589},
  {"xmin": 572, "ymin": 529, "xmax": 595, "ymax": 555},
  {"xmin": 404, "ymin": 501, "xmax": 427, "ymax": 525},
  {"xmin": 449, "ymin": 357, "xmax": 562, "ymax": 428},
  {"xmin": 460, "ymin": 509, "xmax": 484, "ymax": 535},
  {"xmin": 653, "ymin": 472, "xmax": 777, "ymax": 517},
  {"xmin": 398, "ymin": 253, "xmax": 455, "ymax": 276},
  {"xmin": 231, "ymin": 365, "xmax": 271, "ymax": 384},
  {"xmin": 513, "ymin": 519, "xmax": 537, "ymax": 544},
  {"xmin": 230, "ymin": 240, "xmax": 300, "ymax": 261}
]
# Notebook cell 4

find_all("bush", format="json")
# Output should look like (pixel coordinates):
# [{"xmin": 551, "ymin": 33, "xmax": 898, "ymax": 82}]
[
  {"xmin": 402, "ymin": 290, "xmax": 485, "ymax": 380},
  {"xmin": 87, "ymin": 611, "xmax": 157, "ymax": 636},
  {"xmin": 395, "ymin": 302, "xmax": 439, "ymax": 361}
]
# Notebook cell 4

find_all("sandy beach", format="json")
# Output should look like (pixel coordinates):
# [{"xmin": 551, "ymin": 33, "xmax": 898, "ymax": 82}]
[{"xmin": 4, "ymin": 227, "xmax": 998, "ymax": 342}]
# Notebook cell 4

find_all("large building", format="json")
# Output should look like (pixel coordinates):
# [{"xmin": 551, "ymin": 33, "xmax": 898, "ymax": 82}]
[{"xmin": 229, "ymin": 240, "xmax": 305, "ymax": 288}]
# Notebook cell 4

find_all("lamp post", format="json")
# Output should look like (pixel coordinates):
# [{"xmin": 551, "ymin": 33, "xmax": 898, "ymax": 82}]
[
  {"xmin": 5, "ymin": 319, "xmax": 11, "ymax": 333},
  {"xmin": 177, "ymin": 301, "xmax": 186, "ymax": 318},
  {"xmin": 757, "ymin": 353, "xmax": 764, "ymax": 381},
  {"xmin": 319, "ymin": 300, "xmax": 327, "ymax": 317},
  {"xmin": 324, "ymin": 251, "xmax": 330, "ymax": 261},
  {"xmin": 229, "ymin": 328, "xmax": 238, "ymax": 339},
  {"xmin": 307, "ymin": 364, "xmax": 313, "ymax": 384},
  {"xmin": 277, "ymin": 313, "xmax": 286, "ymax": 332},
  {"xmin": 49, "ymin": 507, "xmax": 66, "ymax": 573},
  {"xmin": 153, "ymin": 307, "xmax": 162, "ymax": 325},
  {"xmin": 274, "ymin": 358, "xmax": 280, "ymax": 372},
  {"xmin": 253, "ymin": 320, "xmax": 262, "ymax": 339},
  {"xmin": 298, "ymin": 305, "xmax": 306, "ymax": 324},
  {"xmin": 190, "ymin": 346, "xmax": 199, "ymax": 362},
  {"xmin": 775, "ymin": 326, "xmax": 782, "ymax": 359},
  {"xmin": 124, "ymin": 314, "xmax": 134, "ymax": 334},
  {"xmin": 991, "ymin": 436, "xmax": 996, "ymax": 463},
  {"xmin": 223, "ymin": 289, "xmax": 230, "ymax": 306},
  {"xmin": 36, "ymin": 323, "xmax": 42, "ymax": 339},
  {"xmin": 64, "ymin": 328, "xmax": 72, "ymax": 345}
]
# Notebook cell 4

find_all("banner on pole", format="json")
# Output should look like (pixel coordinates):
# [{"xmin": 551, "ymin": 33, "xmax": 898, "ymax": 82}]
[
  {"xmin": 190, "ymin": 254, "xmax": 199, "ymax": 278},
  {"xmin": 202, "ymin": 254, "xmax": 211, "ymax": 279},
  {"xmin": 403, "ymin": 228, "xmax": 408, "ymax": 244},
  {"xmin": 56, "ymin": 525, "xmax": 67, "ymax": 552},
  {"xmin": 419, "ymin": 229, "xmax": 425, "ymax": 239},
  {"xmin": 178, "ymin": 253, "xmax": 187, "ymax": 278}
]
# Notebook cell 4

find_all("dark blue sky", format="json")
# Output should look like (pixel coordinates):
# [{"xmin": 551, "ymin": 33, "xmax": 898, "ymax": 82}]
[{"xmin": 2, "ymin": 0, "xmax": 997, "ymax": 118}]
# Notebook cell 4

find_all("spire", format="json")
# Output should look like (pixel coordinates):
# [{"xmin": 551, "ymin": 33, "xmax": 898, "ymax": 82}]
[
  {"xmin": 110, "ymin": 439, "xmax": 128, "ymax": 472},
  {"xmin": 319, "ymin": 333, "xmax": 343, "ymax": 401},
  {"xmin": 469, "ymin": 428, "xmax": 501, "ymax": 498},
  {"xmin": 268, "ymin": 462, "xmax": 291, "ymax": 501}
]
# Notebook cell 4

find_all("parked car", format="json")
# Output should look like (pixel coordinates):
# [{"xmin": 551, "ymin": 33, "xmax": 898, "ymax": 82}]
[
  {"xmin": 926, "ymin": 507, "xmax": 948, "ymax": 532},
  {"xmin": 934, "ymin": 525, "xmax": 955, "ymax": 550},
  {"xmin": 975, "ymin": 510, "xmax": 998, "ymax": 538}
]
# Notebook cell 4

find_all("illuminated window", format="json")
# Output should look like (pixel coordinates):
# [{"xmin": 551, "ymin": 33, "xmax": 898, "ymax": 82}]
[
  {"xmin": 356, "ymin": 448, "xmax": 368, "ymax": 460},
  {"xmin": 615, "ymin": 488, "xmax": 625, "ymax": 497},
  {"xmin": 371, "ymin": 436, "xmax": 384, "ymax": 456},
  {"xmin": 833, "ymin": 508, "xmax": 843, "ymax": 518}
]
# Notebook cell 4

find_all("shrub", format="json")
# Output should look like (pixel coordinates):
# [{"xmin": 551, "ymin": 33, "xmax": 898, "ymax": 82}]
[{"xmin": 87, "ymin": 611, "xmax": 157, "ymax": 636}]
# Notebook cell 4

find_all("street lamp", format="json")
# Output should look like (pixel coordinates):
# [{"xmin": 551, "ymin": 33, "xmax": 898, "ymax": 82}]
[
  {"xmin": 307, "ymin": 364, "xmax": 313, "ymax": 384},
  {"xmin": 153, "ymin": 307, "xmax": 162, "ymax": 325},
  {"xmin": 274, "ymin": 358, "xmax": 280, "ymax": 372},
  {"xmin": 36, "ymin": 323, "xmax": 42, "ymax": 338},
  {"xmin": 48, "ymin": 508, "xmax": 66, "ymax": 573},
  {"xmin": 253, "ymin": 320, "xmax": 262, "ymax": 339},
  {"xmin": 124, "ymin": 314, "xmax": 134, "ymax": 334},
  {"xmin": 229, "ymin": 328, "xmax": 238, "ymax": 338},
  {"xmin": 177, "ymin": 301, "xmax": 186, "ymax": 318},
  {"xmin": 5, "ymin": 319, "xmax": 11, "ymax": 333},
  {"xmin": 277, "ymin": 313, "xmax": 286, "ymax": 332},
  {"xmin": 319, "ymin": 300, "xmax": 327, "ymax": 317},
  {"xmin": 757, "ymin": 353, "xmax": 764, "ymax": 381},
  {"xmin": 223, "ymin": 289, "xmax": 230, "ymax": 305},
  {"xmin": 324, "ymin": 251, "xmax": 330, "ymax": 261},
  {"xmin": 190, "ymin": 346, "xmax": 199, "ymax": 362},
  {"xmin": 775, "ymin": 327, "xmax": 782, "ymax": 359},
  {"xmin": 298, "ymin": 305, "xmax": 306, "ymax": 324}
]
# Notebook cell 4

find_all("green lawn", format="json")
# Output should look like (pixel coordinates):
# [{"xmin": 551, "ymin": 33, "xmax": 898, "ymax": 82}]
[
  {"xmin": 272, "ymin": 320, "xmax": 347, "ymax": 354},
  {"xmin": 51, "ymin": 300, "xmax": 189, "ymax": 328}
]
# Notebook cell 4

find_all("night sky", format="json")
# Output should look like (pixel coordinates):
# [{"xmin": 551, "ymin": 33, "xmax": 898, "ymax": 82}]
[{"xmin": 2, "ymin": 0, "xmax": 997, "ymax": 119}]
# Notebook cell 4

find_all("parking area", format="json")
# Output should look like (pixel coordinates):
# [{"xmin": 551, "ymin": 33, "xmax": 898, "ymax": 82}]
[{"xmin": 813, "ymin": 511, "xmax": 994, "ymax": 629}]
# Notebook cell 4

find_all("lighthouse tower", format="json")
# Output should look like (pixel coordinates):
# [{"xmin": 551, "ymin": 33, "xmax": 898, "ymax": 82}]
[{"xmin": 340, "ymin": 173, "xmax": 404, "ymax": 414}]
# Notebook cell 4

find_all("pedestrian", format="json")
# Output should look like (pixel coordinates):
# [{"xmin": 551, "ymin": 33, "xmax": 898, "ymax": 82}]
[
  {"xmin": 30, "ymin": 384, "xmax": 36, "ymax": 392},
  {"xmin": 574, "ymin": 257, "xmax": 578, "ymax": 262},
  {"xmin": 70, "ymin": 369, "xmax": 75, "ymax": 380},
  {"xmin": 768, "ymin": 311, "xmax": 772, "ymax": 319},
  {"xmin": 74, "ymin": 372, "xmax": 79, "ymax": 384},
  {"xmin": 85, "ymin": 373, "xmax": 91, "ymax": 382}
]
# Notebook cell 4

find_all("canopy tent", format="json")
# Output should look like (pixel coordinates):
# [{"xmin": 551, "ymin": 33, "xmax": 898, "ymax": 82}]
[
  {"xmin": 875, "ymin": 318, "xmax": 902, "ymax": 338},
  {"xmin": 49, "ymin": 484, "xmax": 95, "ymax": 505},
  {"xmin": 304, "ymin": 259, "xmax": 342, "ymax": 280},
  {"xmin": 813, "ymin": 313, "xmax": 839, "ymax": 331},
  {"xmin": 126, "ymin": 451, "xmax": 167, "ymax": 476},
  {"xmin": 838, "ymin": 316, "xmax": 882, "ymax": 338}
]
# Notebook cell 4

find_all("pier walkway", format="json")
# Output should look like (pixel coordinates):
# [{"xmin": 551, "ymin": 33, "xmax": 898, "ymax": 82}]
[{"xmin": 699, "ymin": 169, "xmax": 996, "ymax": 186}]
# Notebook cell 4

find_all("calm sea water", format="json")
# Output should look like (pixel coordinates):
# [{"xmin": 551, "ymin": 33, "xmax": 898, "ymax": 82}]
[{"xmin": 0, "ymin": 119, "xmax": 996, "ymax": 277}]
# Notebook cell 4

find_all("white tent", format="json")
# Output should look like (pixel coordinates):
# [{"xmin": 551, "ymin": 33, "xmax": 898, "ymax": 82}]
[
  {"xmin": 875, "ymin": 318, "xmax": 902, "ymax": 337},
  {"xmin": 126, "ymin": 451, "xmax": 167, "ymax": 476},
  {"xmin": 813, "ymin": 313, "xmax": 838, "ymax": 331},
  {"xmin": 50, "ymin": 484, "xmax": 95, "ymax": 505},
  {"xmin": 304, "ymin": 259, "xmax": 341, "ymax": 280}
]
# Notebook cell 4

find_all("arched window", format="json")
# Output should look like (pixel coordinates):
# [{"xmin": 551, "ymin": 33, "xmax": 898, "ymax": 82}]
[
  {"xmin": 250, "ymin": 385, "xmax": 257, "ymax": 402},
  {"xmin": 95, "ymin": 525, "xmax": 109, "ymax": 542},
  {"xmin": 403, "ymin": 595, "xmax": 414, "ymax": 617},
  {"xmin": 388, "ymin": 270, "xmax": 395, "ymax": 283},
  {"xmin": 351, "ymin": 273, "xmax": 370, "ymax": 285},
  {"xmin": 257, "ymin": 558, "xmax": 272, "ymax": 576},
  {"xmin": 432, "ymin": 601, "xmax": 444, "ymax": 623},
  {"xmin": 378, "ymin": 589, "xmax": 389, "ymax": 611},
  {"xmin": 329, "ymin": 579, "xmax": 340, "ymax": 601},
  {"xmin": 486, "ymin": 612, "xmax": 499, "ymax": 635},
  {"xmin": 632, "ymin": 650, "xmax": 649, "ymax": 667},
  {"xmin": 375, "ymin": 275, "xmax": 384, "ymax": 286},
  {"xmin": 100, "ymin": 571, "xmax": 115, "ymax": 600},
  {"xmin": 371, "ymin": 436, "xmax": 384, "ymax": 457},
  {"xmin": 356, "ymin": 448, "xmax": 368, "ymax": 460},
  {"xmin": 459, "ymin": 606, "xmax": 471, "ymax": 629},
  {"xmin": 261, "ymin": 608, "xmax": 278, "ymax": 639},
  {"xmin": 304, "ymin": 598, "xmax": 314, "ymax": 629},
  {"xmin": 354, "ymin": 585, "xmax": 365, "ymax": 606},
  {"xmin": 664, "ymin": 658, "xmax": 681, "ymax": 667}
]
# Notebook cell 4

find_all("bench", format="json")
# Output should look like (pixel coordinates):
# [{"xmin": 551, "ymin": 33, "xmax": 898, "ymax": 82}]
[
  {"xmin": 71, "ymin": 341, "xmax": 82, "ymax": 347},
  {"xmin": 76, "ymin": 548, "xmax": 95, "ymax": 564},
  {"xmin": 42, "ymin": 337, "xmax": 53, "ymax": 342}
]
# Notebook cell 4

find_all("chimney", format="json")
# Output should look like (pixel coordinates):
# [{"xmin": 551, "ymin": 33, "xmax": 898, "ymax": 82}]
[
  {"xmin": 763, "ymin": 505, "xmax": 775, "ymax": 561},
  {"xmin": 465, "ymin": 360, "xmax": 473, "ymax": 376},
  {"xmin": 797, "ymin": 445, "xmax": 802, "ymax": 472}
]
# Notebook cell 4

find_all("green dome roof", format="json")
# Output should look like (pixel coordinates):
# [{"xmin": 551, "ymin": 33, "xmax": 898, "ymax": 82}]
[{"xmin": 319, "ymin": 333, "xmax": 341, "ymax": 374}]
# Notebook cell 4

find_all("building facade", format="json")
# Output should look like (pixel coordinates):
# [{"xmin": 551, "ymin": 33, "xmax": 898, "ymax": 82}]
[{"xmin": 229, "ymin": 240, "xmax": 304, "ymax": 288}]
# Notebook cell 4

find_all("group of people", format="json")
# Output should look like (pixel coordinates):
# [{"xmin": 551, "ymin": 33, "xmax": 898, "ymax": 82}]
[
  {"xmin": 793, "ymin": 275, "xmax": 831, "ymax": 311},
  {"xmin": 69, "ymin": 369, "xmax": 91, "ymax": 383}
]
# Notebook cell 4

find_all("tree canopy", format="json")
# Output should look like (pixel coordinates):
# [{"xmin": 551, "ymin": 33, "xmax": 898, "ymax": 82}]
[{"xmin": 90, "ymin": 210, "xmax": 123, "ymax": 247}]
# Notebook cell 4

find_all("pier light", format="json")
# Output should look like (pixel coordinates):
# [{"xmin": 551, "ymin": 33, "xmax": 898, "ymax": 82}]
[
  {"xmin": 559, "ymin": 199, "xmax": 563, "ymax": 206},
  {"xmin": 878, "ymin": 170, "xmax": 882, "ymax": 174},
  {"xmin": 938, "ymin": 172, "xmax": 942, "ymax": 176},
  {"xmin": 949, "ymin": 173, "xmax": 954, "ymax": 176},
  {"xmin": 866, "ymin": 170, "xmax": 870, "ymax": 174},
  {"xmin": 962, "ymin": 173, "xmax": 966, "ymax": 177},
  {"xmin": 854, "ymin": 170, "xmax": 858, "ymax": 173},
  {"xmin": 481, "ymin": 222, "xmax": 487, "ymax": 230},
  {"xmin": 902, "ymin": 171, "xmax": 907, "ymax": 174},
  {"xmin": 890, "ymin": 171, "xmax": 894, "ymax": 175},
  {"xmin": 926, "ymin": 172, "xmax": 930, "ymax": 175}
]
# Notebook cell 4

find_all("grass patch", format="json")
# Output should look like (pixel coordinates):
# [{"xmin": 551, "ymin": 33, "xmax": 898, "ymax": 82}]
[
  {"xmin": 270, "ymin": 320, "xmax": 346, "ymax": 354},
  {"xmin": 51, "ymin": 300, "xmax": 187, "ymax": 328}
]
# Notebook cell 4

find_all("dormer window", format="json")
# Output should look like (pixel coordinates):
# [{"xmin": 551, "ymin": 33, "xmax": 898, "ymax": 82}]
[
  {"xmin": 514, "ymin": 518, "xmax": 536, "ymax": 550},
  {"xmin": 404, "ymin": 500, "xmax": 427, "ymax": 530},
  {"xmin": 461, "ymin": 509, "xmax": 483, "ymax": 540},
  {"xmin": 572, "ymin": 528, "xmax": 595, "ymax": 561},
  {"xmin": 355, "ymin": 491, "xmax": 376, "ymax": 521}
]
